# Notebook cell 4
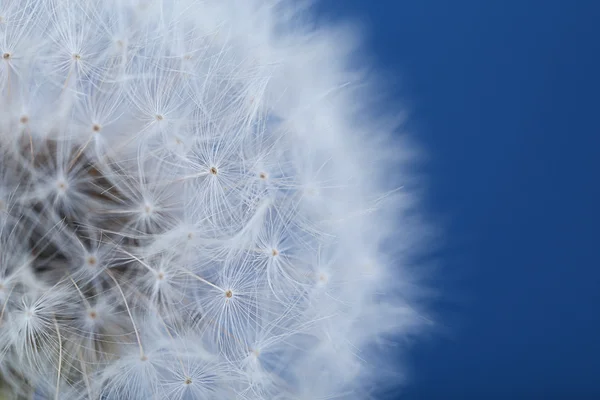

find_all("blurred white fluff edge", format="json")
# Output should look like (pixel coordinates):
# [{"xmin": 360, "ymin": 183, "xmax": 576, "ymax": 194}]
[{"xmin": 0, "ymin": 0, "xmax": 431, "ymax": 399}]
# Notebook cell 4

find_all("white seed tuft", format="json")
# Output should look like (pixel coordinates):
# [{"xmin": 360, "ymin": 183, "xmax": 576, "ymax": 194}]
[{"xmin": 0, "ymin": 0, "xmax": 427, "ymax": 399}]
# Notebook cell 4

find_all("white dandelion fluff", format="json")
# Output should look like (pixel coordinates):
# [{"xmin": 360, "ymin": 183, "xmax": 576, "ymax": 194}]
[{"xmin": 0, "ymin": 0, "xmax": 429, "ymax": 398}]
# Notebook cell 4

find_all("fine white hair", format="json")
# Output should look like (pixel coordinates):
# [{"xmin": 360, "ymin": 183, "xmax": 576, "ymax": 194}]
[{"xmin": 0, "ymin": 0, "xmax": 430, "ymax": 398}]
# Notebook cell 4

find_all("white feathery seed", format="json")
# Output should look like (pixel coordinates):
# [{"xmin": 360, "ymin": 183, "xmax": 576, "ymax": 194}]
[{"xmin": 0, "ymin": 0, "xmax": 430, "ymax": 398}]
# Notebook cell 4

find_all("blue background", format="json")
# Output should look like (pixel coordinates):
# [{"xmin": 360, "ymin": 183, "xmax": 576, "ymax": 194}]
[{"xmin": 316, "ymin": 1, "xmax": 599, "ymax": 398}]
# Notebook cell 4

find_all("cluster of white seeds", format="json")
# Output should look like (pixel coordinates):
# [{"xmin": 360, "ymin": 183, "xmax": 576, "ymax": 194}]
[{"xmin": 0, "ymin": 0, "xmax": 426, "ymax": 398}]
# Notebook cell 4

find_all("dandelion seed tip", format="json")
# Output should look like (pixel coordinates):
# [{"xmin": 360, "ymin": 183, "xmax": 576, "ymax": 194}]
[
  {"xmin": 271, "ymin": 248, "xmax": 279, "ymax": 257},
  {"xmin": 92, "ymin": 124, "xmax": 101, "ymax": 132},
  {"xmin": 20, "ymin": 115, "xmax": 29, "ymax": 124},
  {"xmin": 88, "ymin": 310, "xmax": 97, "ymax": 319},
  {"xmin": 155, "ymin": 114, "xmax": 164, "ymax": 121},
  {"xmin": 259, "ymin": 172, "xmax": 267, "ymax": 180},
  {"xmin": 210, "ymin": 166, "xmax": 218, "ymax": 175},
  {"xmin": 2, "ymin": 53, "xmax": 10, "ymax": 60},
  {"xmin": 225, "ymin": 290, "xmax": 233, "ymax": 298},
  {"xmin": 87, "ymin": 256, "xmax": 97, "ymax": 266},
  {"xmin": 157, "ymin": 272, "xmax": 165, "ymax": 281},
  {"xmin": 72, "ymin": 53, "xmax": 81, "ymax": 60},
  {"xmin": 140, "ymin": 355, "xmax": 148, "ymax": 362},
  {"xmin": 184, "ymin": 377, "xmax": 192, "ymax": 385}
]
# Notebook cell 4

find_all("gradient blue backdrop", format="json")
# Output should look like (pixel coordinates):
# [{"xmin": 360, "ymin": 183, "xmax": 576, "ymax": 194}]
[{"xmin": 316, "ymin": 1, "xmax": 599, "ymax": 398}]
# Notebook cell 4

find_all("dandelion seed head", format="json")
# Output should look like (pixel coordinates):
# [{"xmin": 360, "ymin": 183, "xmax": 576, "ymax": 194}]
[{"xmin": 0, "ymin": 0, "xmax": 428, "ymax": 398}]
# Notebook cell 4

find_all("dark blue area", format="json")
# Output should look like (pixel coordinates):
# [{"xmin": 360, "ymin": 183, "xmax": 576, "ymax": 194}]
[{"xmin": 316, "ymin": 1, "xmax": 600, "ymax": 398}]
